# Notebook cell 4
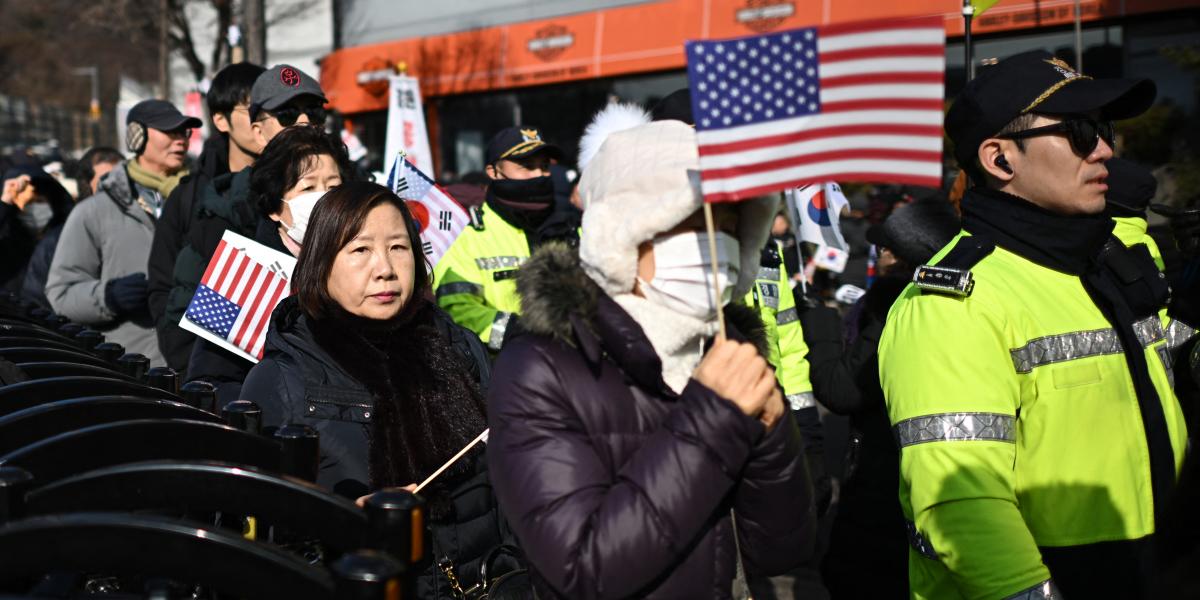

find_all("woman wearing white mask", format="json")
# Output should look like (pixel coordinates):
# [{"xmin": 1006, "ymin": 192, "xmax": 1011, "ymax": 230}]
[
  {"xmin": 487, "ymin": 120, "xmax": 816, "ymax": 599},
  {"xmin": 183, "ymin": 125, "xmax": 356, "ymax": 402}
]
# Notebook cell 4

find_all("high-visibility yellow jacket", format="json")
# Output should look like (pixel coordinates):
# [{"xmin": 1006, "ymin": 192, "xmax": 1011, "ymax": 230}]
[
  {"xmin": 1112, "ymin": 215, "xmax": 1164, "ymax": 270},
  {"xmin": 744, "ymin": 242, "xmax": 814, "ymax": 410},
  {"xmin": 433, "ymin": 203, "xmax": 528, "ymax": 350},
  {"xmin": 879, "ymin": 232, "xmax": 1188, "ymax": 599}
]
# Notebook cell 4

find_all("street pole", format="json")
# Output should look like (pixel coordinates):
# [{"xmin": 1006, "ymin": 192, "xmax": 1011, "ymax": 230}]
[
  {"xmin": 963, "ymin": 0, "xmax": 975, "ymax": 82},
  {"xmin": 71, "ymin": 67, "xmax": 100, "ymax": 121},
  {"xmin": 159, "ymin": 0, "xmax": 171, "ymax": 99},
  {"xmin": 1073, "ymin": 0, "xmax": 1084, "ymax": 72},
  {"xmin": 244, "ymin": 0, "xmax": 266, "ymax": 65}
]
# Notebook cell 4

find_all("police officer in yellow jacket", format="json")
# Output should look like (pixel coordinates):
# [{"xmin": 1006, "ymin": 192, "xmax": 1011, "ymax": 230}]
[
  {"xmin": 434, "ymin": 127, "xmax": 574, "ymax": 350},
  {"xmin": 879, "ymin": 51, "xmax": 1189, "ymax": 598},
  {"xmin": 746, "ymin": 240, "xmax": 814, "ymax": 410}
]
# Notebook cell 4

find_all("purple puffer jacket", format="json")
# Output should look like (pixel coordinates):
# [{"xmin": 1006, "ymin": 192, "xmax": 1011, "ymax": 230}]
[{"xmin": 487, "ymin": 243, "xmax": 816, "ymax": 599}]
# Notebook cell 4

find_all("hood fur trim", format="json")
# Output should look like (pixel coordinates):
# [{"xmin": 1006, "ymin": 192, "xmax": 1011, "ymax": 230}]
[{"xmin": 577, "ymin": 102, "xmax": 651, "ymax": 179}]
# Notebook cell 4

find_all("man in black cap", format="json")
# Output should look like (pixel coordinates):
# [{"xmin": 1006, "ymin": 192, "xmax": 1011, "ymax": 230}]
[
  {"xmin": 46, "ymin": 99, "xmax": 201, "ymax": 366},
  {"xmin": 880, "ymin": 50, "xmax": 1192, "ymax": 598},
  {"xmin": 249, "ymin": 63, "xmax": 328, "ymax": 150},
  {"xmin": 433, "ymin": 126, "xmax": 573, "ymax": 350},
  {"xmin": 159, "ymin": 63, "xmax": 329, "ymax": 373},
  {"xmin": 149, "ymin": 62, "xmax": 265, "ymax": 371}
]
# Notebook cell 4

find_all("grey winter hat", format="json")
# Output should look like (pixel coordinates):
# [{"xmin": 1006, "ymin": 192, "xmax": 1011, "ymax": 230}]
[
  {"xmin": 250, "ymin": 64, "xmax": 326, "ymax": 120},
  {"xmin": 866, "ymin": 198, "xmax": 961, "ymax": 266}
]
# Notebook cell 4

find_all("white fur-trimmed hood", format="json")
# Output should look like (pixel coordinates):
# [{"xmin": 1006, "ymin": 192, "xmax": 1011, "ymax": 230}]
[
  {"xmin": 577, "ymin": 102, "xmax": 651, "ymax": 176},
  {"xmin": 577, "ymin": 120, "xmax": 778, "ymax": 299}
]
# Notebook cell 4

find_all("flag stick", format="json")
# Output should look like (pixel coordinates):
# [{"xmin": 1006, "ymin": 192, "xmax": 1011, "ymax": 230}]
[
  {"xmin": 413, "ymin": 428, "xmax": 489, "ymax": 494},
  {"xmin": 703, "ymin": 202, "xmax": 728, "ymax": 339}
]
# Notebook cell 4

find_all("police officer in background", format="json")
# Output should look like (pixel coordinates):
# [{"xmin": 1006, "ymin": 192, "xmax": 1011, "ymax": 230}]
[
  {"xmin": 880, "ymin": 50, "xmax": 1190, "ymax": 598},
  {"xmin": 434, "ymin": 127, "xmax": 575, "ymax": 351}
]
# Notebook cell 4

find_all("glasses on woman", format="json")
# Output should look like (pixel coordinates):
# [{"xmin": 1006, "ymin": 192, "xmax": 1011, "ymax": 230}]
[
  {"xmin": 997, "ymin": 115, "xmax": 1115, "ymax": 157},
  {"xmin": 263, "ymin": 104, "xmax": 328, "ymax": 127}
]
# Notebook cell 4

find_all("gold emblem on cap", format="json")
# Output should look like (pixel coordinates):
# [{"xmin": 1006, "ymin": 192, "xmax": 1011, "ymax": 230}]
[
  {"xmin": 520, "ymin": 129, "xmax": 541, "ymax": 143},
  {"xmin": 1022, "ymin": 59, "xmax": 1093, "ymax": 114}
]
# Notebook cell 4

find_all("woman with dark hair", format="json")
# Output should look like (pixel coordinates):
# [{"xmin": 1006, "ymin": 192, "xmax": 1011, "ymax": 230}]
[
  {"xmin": 242, "ymin": 181, "xmax": 511, "ymax": 599},
  {"xmin": 180, "ymin": 126, "xmax": 356, "ymax": 394}
]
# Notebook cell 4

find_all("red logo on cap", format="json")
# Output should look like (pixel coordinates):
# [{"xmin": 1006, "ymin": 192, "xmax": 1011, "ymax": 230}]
[{"xmin": 280, "ymin": 67, "xmax": 301, "ymax": 87}]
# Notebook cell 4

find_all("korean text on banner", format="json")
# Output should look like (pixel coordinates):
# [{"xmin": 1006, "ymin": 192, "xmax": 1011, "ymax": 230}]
[
  {"xmin": 386, "ymin": 153, "xmax": 470, "ymax": 268},
  {"xmin": 384, "ymin": 75, "xmax": 433, "ymax": 175},
  {"xmin": 685, "ymin": 16, "xmax": 946, "ymax": 202},
  {"xmin": 178, "ymin": 230, "xmax": 297, "ymax": 363}
]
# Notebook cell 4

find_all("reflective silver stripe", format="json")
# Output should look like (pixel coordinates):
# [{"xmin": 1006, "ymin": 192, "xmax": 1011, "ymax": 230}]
[
  {"xmin": 474, "ymin": 256, "xmax": 525, "ymax": 271},
  {"xmin": 1133, "ymin": 315, "xmax": 1165, "ymax": 347},
  {"xmin": 1010, "ymin": 316, "xmax": 1163, "ymax": 374},
  {"xmin": 894, "ymin": 412, "xmax": 1015, "ymax": 447},
  {"xmin": 758, "ymin": 282, "xmax": 780, "ymax": 309},
  {"xmin": 1166, "ymin": 319, "xmax": 1198, "ymax": 350},
  {"xmin": 776, "ymin": 307, "xmax": 799, "ymax": 326},
  {"xmin": 435, "ymin": 282, "xmax": 483, "ymax": 298},
  {"xmin": 757, "ymin": 266, "xmax": 781, "ymax": 282},
  {"xmin": 904, "ymin": 520, "xmax": 938, "ymax": 560},
  {"xmin": 786, "ymin": 392, "xmax": 815, "ymax": 410},
  {"xmin": 1003, "ymin": 580, "xmax": 1062, "ymax": 600},
  {"xmin": 488, "ymin": 311, "xmax": 512, "ymax": 351}
]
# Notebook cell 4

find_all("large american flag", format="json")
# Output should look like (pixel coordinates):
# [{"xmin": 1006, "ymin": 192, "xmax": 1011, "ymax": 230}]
[
  {"xmin": 185, "ymin": 238, "xmax": 291, "ymax": 360},
  {"xmin": 386, "ymin": 153, "xmax": 469, "ymax": 267},
  {"xmin": 686, "ymin": 16, "xmax": 946, "ymax": 202}
]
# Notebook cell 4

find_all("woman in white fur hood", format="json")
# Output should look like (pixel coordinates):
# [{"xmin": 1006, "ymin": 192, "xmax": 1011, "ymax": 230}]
[{"xmin": 485, "ymin": 117, "xmax": 816, "ymax": 599}]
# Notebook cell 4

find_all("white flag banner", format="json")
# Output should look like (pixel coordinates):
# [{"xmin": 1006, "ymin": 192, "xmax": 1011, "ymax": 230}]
[
  {"xmin": 789, "ymin": 182, "xmax": 849, "ymax": 251},
  {"xmin": 386, "ymin": 153, "xmax": 470, "ymax": 268},
  {"xmin": 384, "ymin": 75, "xmax": 433, "ymax": 176}
]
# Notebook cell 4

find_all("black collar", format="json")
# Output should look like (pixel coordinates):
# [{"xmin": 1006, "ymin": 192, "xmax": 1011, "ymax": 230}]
[{"xmin": 961, "ymin": 187, "xmax": 1113, "ymax": 275}]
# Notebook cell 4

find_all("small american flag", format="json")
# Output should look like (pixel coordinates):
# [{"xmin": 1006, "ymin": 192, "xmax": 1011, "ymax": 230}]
[
  {"xmin": 185, "ymin": 238, "xmax": 291, "ymax": 360},
  {"xmin": 686, "ymin": 16, "xmax": 946, "ymax": 202},
  {"xmin": 386, "ymin": 153, "xmax": 469, "ymax": 267}
]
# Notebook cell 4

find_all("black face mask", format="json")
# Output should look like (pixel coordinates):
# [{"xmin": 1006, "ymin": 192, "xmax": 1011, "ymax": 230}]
[{"xmin": 489, "ymin": 175, "xmax": 555, "ymax": 208}]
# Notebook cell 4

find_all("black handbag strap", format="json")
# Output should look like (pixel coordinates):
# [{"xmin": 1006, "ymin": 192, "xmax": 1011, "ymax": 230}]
[{"xmin": 480, "ymin": 544, "xmax": 527, "ymax": 591}]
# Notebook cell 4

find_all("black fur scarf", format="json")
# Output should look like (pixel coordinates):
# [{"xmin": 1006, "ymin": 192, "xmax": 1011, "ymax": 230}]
[{"xmin": 309, "ymin": 299, "xmax": 488, "ymax": 514}]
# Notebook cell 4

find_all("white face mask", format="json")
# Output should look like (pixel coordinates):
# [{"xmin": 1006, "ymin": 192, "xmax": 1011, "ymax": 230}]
[
  {"xmin": 637, "ymin": 230, "xmax": 740, "ymax": 320},
  {"xmin": 282, "ymin": 190, "xmax": 325, "ymax": 244},
  {"xmin": 18, "ymin": 201, "xmax": 54, "ymax": 234}
]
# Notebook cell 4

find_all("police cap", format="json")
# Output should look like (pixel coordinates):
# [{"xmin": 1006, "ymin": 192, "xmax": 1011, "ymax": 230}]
[{"xmin": 945, "ymin": 50, "xmax": 1155, "ymax": 172}]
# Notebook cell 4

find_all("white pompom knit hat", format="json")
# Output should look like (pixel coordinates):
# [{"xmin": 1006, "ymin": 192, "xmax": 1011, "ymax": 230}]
[{"xmin": 577, "ymin": 120, "xmax": 778, "ymax": 299}]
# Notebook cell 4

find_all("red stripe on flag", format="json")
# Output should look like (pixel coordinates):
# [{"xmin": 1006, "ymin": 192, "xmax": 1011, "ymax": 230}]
[
  {"xmin": 818, "ymin": 45, "xmax": 944, "ymax": 64},
  {"xmin": 701, "ymin": 149, "xmax": 943, "ymax": 179},
  {"xmin": 705, "ymin": 172, "xmax": 943, "ymax": 203},
  {"xmin": 232, "ymin": 273, "xmax": 281, "ymax": 348},
  {"xmin": 699, "ymin": 123, "xmax": 943, "ymax": 155},
  {"xmin": 211, "ymin": 251, "xmax": 244, "ymax": 295},
  {"xmin": 819, "ymin": 72, "xmax": 945, "ymax": 89},
  {"xmin": 820, "ymin": 98, "xmax": 945, "ymax": 113},
  {"xmin": 234, "ymin": 264, "xmax": 263, "ymax": 305},
  {"xmin": 223, "ymin": 253, "xmax": 251, "ymax": 297},
  {"xmin": 817, "ymin": 15, "xmax": 944, "ymax": 37},
  {"xmin": 201, "ymin": 240, "xmax": 228, "ymax": 285},
  {"xmin": 247, "ymin": 277, "xmax": 287, "ymax": 356}
]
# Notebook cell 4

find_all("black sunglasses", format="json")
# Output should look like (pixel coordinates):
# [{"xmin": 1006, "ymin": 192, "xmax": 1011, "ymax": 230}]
[
  {"xmin": 998, "ymin": 116, "xmax": 1115, "ymax": 157},
  {"xmin": 265, "ymin": 105, "xmax": 327, "ymax": 127}
]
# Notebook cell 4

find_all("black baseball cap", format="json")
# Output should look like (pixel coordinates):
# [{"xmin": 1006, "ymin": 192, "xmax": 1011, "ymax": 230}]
[
  {"xmin": 945, "ymin": 50, "xmax": 1156, "ymax": 173},
  {"xmin": 126, "ymin": 99, "xmax": 202, "ymax": 132},
  {"xmin": 485, "ymin": 126, "xmax": 563, "ymax": 165},
  {"xmin": 250, "ymin": 64, "xmax": 326, "ymax": 120},
  {"xmin": 1105, "ymin": 158, "xmax": 1157, "ymax": 217}
]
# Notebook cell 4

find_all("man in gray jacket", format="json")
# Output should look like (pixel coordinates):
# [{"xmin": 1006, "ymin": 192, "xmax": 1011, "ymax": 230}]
[{"xmin": 45, "ymin": 100, "xmax": 200, "ymax": 365}]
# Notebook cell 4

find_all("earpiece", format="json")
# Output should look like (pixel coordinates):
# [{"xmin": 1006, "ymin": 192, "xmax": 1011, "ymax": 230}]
[
  {"xmin": 126, "ymin": 121, "xmax": 147, "ymax": 155},
  {"xmin": 994, "ymin": 154, "xmax": 1014, "ymax": 175}
]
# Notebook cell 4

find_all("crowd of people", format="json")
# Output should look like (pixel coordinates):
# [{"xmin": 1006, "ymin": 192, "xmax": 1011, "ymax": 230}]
[{"xmin": 2, "ymin": 50, "xmax": 1200, "ymax": 599}]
